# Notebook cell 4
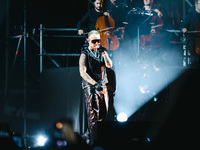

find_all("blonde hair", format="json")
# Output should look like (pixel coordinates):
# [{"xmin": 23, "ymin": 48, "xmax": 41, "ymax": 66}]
[{"xmin": 88, "ymin": 30, "xmax": 100, "ymax": 38}]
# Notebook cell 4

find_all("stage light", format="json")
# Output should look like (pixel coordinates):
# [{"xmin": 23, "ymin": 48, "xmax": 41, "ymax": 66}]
[
  {"xmin": 117, "ymin": 112, "xmax": 128, "ymax": 122},
  {"xmin": 153, "ymin": 97, "xmax": 157, "ymax": 102},
  {"xmin": 56, "ymin": 121, "xmax": 63, "ymax": 129},
  {"xmin": 56, "ymin": 140, "xmax": 67, "ymax": 147},
  {"xmin": 36, "ymin": 135, "xmax": 48, "ymax": 147},
  {"xmin": 146, "ymin": 137, "xmax": 151, "ymax": 142}
]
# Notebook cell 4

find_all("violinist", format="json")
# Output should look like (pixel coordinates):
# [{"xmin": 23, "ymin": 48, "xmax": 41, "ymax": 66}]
[
  {"xmin": 180, "ymin": 0, "xmax": 200, "ymax": 66},
  {"xmin": 77, "ymin": 0, "xmax": 110, "ymax": 35}
]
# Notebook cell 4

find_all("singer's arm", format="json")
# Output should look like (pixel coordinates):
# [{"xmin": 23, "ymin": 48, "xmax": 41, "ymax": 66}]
[
  {"xmin": 102, "ymin": 51, "xmax": 113, "ymax": 68},
  {"xmin": 79, "ymin": 53, "xmax": 96, "ymax": 85}
]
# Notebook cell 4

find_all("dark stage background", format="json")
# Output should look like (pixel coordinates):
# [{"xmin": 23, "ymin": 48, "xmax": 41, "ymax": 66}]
[{"xmin": 0, "ymin": 0, "xmax": 199, "ymax": 149}]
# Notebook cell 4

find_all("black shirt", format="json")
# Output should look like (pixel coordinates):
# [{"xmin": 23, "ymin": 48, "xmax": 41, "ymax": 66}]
[
  {"xmin": 77, "ymin": 8, "xmax": 104, "ymax": 32},
  {"xmin": 81, "ymin": 46, "xmax": 108, "ymax": 87},
  {"xmin": 180, "ymin": 8, "xmax": 200, "ymax": 32}
]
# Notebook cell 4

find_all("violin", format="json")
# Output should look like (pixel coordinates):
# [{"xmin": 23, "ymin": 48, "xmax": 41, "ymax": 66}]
[{"xmin": 95, "ymin": 15, "xmax": 120, "ymax": 50}]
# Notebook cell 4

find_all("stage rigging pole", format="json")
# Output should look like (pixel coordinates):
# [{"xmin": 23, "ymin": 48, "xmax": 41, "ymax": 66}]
[
  {"xmin": 23, "ymin": 0, "xmax": 27, "ymax": 149},
  {"xmin": 183, "ymin": 0, "xmax": 186, "ymax": 19}
]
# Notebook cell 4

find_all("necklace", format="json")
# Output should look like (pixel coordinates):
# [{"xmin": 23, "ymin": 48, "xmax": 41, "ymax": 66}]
[{"xmin": 88, "ymin": 48, "xmax": 100, "ymax": 59}]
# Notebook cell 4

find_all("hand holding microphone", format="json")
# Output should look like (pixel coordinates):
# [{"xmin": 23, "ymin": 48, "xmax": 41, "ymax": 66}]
[{"xmin": 97, "ymin": 45, "xmax": 107, "ymax": 53}]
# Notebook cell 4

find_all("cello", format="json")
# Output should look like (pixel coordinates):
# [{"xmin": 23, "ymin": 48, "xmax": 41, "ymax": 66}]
[
  {"xmin": 88, "ymin": 0, "xmax": 120, "ymax": 50},
  {"xmin": 95, "ymin": 15, "xmax": 120, "ymax": 50},
  {"xmin": 139, "ymin": 22, "xmax": 163, "ymax": 50},
  {"xmin": 139, "ymin": 8, "xmax": 163, "ymax": 50}
]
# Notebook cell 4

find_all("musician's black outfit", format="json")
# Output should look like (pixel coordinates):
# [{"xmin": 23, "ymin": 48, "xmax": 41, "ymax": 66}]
[
  {"xmin": 77, "ymin": 8, "xmax": 104, "ymax": 33},
  {"xmin": 81, "ymin": 45, "xmax": 109, "ymax": 145},
  {"xmin": 180, "ymin": 7, "xmax": 200, "ymax": 66}
]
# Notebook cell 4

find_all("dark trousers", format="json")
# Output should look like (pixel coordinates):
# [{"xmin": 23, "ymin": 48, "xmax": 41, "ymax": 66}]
[{"xmin": 83, "ymin": 86, "xmax": 108, "ymax": 145}]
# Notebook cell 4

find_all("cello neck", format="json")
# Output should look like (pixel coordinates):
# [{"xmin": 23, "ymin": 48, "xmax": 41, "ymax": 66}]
[{"xmin": 104, "ymin": 16, "xmax": 111, "ymax": 28}]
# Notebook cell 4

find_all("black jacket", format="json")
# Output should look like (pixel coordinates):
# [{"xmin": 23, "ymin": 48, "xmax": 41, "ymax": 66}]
[{"xmin": 180, "ymin": 8, "xmax": 200, "ymax": 32}]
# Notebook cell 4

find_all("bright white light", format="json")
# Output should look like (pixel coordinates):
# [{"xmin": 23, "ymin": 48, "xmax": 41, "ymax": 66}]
[
  {"xmin": 117, "ymin": 112, "xmax": 128, "ymax": 122},
  {"xmin": 113, "ymin": 46, "xmax": 184, "ymax": 119},
  {"xmin": 36, "ymin": 135, "xmax": 47, "ymax": 147}
]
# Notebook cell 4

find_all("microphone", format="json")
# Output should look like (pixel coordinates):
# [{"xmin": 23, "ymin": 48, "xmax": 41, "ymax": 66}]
[{"xmin": 97, "ymin": 45, "xmax": 107, "ymax": 52}]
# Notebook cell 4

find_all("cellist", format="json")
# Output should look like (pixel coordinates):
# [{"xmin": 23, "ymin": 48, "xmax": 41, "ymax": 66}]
[{"xmin": 77, "ymin": 0, "xmax": 110, "ymax": 36}]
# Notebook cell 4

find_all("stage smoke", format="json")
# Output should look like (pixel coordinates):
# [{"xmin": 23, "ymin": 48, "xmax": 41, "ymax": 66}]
[{"xmin": 113, "ymin": 45, "xmax": 184, "ymax": 119}]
